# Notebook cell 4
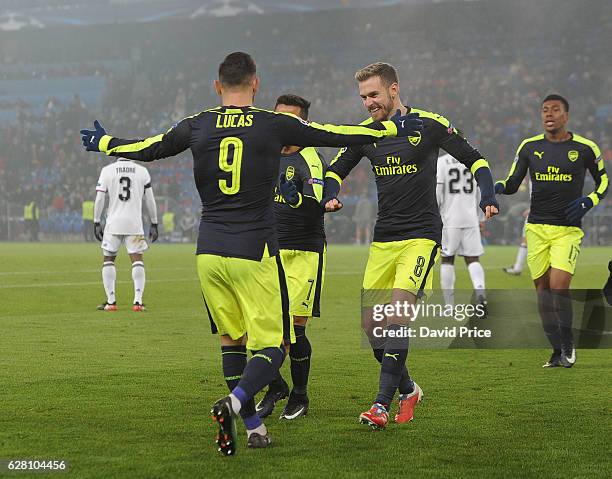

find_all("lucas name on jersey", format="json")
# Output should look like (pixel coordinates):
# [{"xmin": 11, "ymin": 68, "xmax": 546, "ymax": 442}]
[{"xmin": 215, "ymin": 114, "xmax": 253, "ymax": 128}]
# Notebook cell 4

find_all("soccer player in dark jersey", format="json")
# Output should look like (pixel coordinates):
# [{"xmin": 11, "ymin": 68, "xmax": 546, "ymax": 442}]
[
  {"xmin": 255, "ymin": 94, "xmax": 326, "ymax": 420},
  {"xmin": 79, "ymin": 52, "xmax": 423, "ymax": 455},
  {"xmin": 495, "ymin": 94, "xmax": 608, "ymax": 369},
  {"xmin": 321, "ymin": 62, "xmax": 498, "ymax": 430}
]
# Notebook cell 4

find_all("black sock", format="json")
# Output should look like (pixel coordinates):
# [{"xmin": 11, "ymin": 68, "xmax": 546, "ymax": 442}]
[
  {"xmin": 233, "ymin": 346, "xmax": 285, "ymax": 405},
  {"xmin": 289, "ymin": 324, "xmax": 311, "ymax": 396},
  {"xmin": 537, "ymin": 289, "xmax": 561, "ymax": 350},
  {"xmin": 553, "ymin": 290, "xmax": 574, "ymax": 350},
  {"xmin": 221, "ymin": 345, "xmax": 256, "ymax": 421},
  {"xmin": 374, "ymin": 324, "xmax": 409, "ymax": 407},
  {"xmin": 604, "ymin": 261, "xmax": 612, "ymax": 306},
  {"xmin": 266, "ymin": 370, "xmax": 286, "ymax": 391},
  {"xmin": 372, "ymin": 348, "xmax": 413, "ymax": 395}
]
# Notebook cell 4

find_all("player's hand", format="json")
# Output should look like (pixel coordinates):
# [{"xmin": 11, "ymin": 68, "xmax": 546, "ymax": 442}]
[
  {"xmin": 494, "ymin": 182, "xmax": 505, "ymax": 194},
  {"xmin": 390, "ymin": 110, "xmax": 423, "ymax": 137},
  {"xmin": 80, "ymin": 120, "xmax": 107, "ymax": 152},
  {"xmin": 479, "ymin": 196, "xmax": 499, "ymax": 219},
  {"xmin": 323, "ymin": 198, "xmax": 343, "ymax": 212},
  {"xmin": 565, "ymin": 196, "xmax": 593, "ymax": 223},
  {"xmin": 93, "ymin": 222, "xmax": 104, "ymax": 242},
  {"xmin": 149, "ymin": 223, "xmax": 159, "ymax": 243},
  {"xmin": 279, "ymin": 173, "xmax": 300, "ymax": 206}
]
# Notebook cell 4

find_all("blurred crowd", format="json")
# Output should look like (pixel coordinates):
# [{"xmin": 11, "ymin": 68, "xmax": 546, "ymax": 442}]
[{"xmin": 0, "ymin": 0, "xmax": 610, "ymax": 243}]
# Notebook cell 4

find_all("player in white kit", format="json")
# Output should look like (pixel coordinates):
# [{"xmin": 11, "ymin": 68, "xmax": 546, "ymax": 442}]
[
  {"xmin": 503, "ymin": 210, "xmax": 529, "ymax": 276},
  {"xmin": 436, "ymin": 153, "xmax": 487, "ymax": 310},
  {"xmin": 94, "ymin": 158, "xmax": 159, "ymax": 311}
]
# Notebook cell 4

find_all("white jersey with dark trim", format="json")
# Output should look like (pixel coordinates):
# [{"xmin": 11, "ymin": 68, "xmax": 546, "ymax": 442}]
[
  {"xmin": 96, "ymin": 159, "xmax": 152, "ymax": 235},
  {"xmin": 437, "ymin": 153, "xmax": 480, "ymax": 228}
]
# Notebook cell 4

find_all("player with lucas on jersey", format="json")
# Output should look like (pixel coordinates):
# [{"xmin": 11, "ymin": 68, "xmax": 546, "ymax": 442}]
[
  {"xmin": 436, "ymin": 153, "xmax": 487, "ymax": 312},
  {"xmin": 94, "ymin": 158, "xmax": 159, "ymax": 311}
]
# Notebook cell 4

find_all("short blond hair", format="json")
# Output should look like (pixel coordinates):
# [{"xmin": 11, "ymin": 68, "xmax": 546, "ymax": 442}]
[{"xmin": 354, "ymin": 62, "xmax": 399, "ymax": 86}]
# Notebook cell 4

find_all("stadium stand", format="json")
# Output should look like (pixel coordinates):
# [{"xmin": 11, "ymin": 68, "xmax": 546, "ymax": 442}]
[{"xmin": 0, "ymin": 0, "xmax": 610, "ymax": 243}]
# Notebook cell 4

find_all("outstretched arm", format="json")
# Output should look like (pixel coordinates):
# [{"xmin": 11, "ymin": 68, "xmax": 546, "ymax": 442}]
[
  {"xmin": 275, "ymin": 110, "xmax": 423, "ymax": 149},
  {"xmin": 80, "ymin": 118, "xmax": 193, "ymax": 162}
]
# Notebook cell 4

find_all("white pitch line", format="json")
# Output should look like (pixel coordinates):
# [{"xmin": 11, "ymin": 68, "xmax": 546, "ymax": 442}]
[
  {"xmin": 0, "ymin": 260, "xmax": 606, "ymax": 278},
  {"xmin": 1, "ymin": 266, "xmax": 606, "ymax": 288},
  {"xmin": 0, "ymin": 278, "xmax": 200, "ymax": 289},
  {"xmin": 0, "ymin": 266, "xmax": 196, "ymax": 276}
]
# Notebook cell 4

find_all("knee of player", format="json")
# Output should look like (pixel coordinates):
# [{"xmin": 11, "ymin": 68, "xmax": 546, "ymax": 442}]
[
  {"xmin": 441, "ymin": 256, "xmax": 455, "ymax": 264},
  {"xmin": 220, "ymin": 334, "xmax": 246, "ymax": 347},
  {"xmin": 293, "ymin": 316, "xmax": 308, "ymax": 327}
]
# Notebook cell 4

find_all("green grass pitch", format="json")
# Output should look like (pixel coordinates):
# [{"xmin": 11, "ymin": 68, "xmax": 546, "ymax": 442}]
[{"xmin": 1, "ymin": 243, "xmax": 611, "ymax": 478}]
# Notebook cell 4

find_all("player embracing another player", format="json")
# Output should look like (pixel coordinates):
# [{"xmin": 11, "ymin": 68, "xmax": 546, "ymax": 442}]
[
  {"xmin": 80, "ymin": 52, "xmax": 424, "ymax": 455},
  {"xmin": 256, "ymin": 94, "xmax": 327, "ymax": 420},
  {"xmin": 320, "ymin": 62, "xmax": 499, "ymax": 429}
]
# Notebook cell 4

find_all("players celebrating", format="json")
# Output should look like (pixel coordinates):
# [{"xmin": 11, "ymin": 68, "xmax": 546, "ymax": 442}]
[
  {"xmin": 80, "ymin": 52, "xmax": 423, "ymax": 455},
  {"xmin": 256, "ymin": 94, "xmax": 326, "ymax": 420},
  {"xmin": 321, "ymin": 62, "xmax": 498, "ymax": 429},
  {"xmin": 94, "ymin": 158, "xmax": 158, "ymax": 311},
  {"xmin": 436, "ymin": 153, "xmax": 487, "ymax": 310},
  {"xmin": 495, "ymin": 94, "xmax": 608, "ymax": 368}
]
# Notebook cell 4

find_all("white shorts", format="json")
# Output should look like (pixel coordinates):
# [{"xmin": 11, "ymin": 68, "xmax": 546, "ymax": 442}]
[
  {"xmin": 441, "ymin": 226, "xmax": 484, "ymax": 257},
  {"xmin": 101, "ymin": 233, "xmax": 148, "ymax": 256}
]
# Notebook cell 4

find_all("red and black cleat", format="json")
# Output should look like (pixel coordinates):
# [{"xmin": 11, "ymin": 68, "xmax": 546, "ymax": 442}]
[
  {"xmin": 395, "ymin": 382, "xmax": 423, "ymax": 423},
  {"xmin": 211, "ymin": 397, "xmax": 237, "ymax": 456},
  {"xmin": 359, "ymin": 403, "xmax": 389, "ymax": 430}
]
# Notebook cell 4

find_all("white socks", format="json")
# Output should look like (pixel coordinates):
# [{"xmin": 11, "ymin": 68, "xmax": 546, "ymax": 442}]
[
  {"xmin": 468, "ymin": 262, "xmax": 486, "ymax": 298},
  {"xmin": 440, "ymin": 263, "xmax": 456, "ymax": 306},
  {"xmin": 132, "ymin": 261, "xmax": 145, "ymax": 304},
  {"xmin": 229, "ymin": 393, "xmax": 242, "ymax": 414},
  {"xmin": 514, "ymin": 244, "xmax": 528, "ymax": 272},
  {"xmin": 102, "ymin": 261, "xmax": 116, "ymax": 304},
  {"xmin": 247, "ymin": 423, "xmax": 267, "ymax": 438}
]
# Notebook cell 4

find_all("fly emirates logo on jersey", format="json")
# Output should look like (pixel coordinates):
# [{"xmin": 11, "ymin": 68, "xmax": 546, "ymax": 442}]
[
  {"xmin": 534, "ymin": 165, "xmax": 573, "ymax": 183},
  {"xmin": 373, "ymin": 155, "xmax": 418, "ymax": 176}
]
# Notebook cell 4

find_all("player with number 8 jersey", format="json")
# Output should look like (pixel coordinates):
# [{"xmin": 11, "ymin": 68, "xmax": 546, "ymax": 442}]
[{"xmin": 79, "ymin": 52, "xmax": 423, "ymax": 455}]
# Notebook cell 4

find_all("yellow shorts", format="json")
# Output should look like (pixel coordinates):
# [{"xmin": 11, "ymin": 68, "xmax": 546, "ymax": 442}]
[
  {"xmin": 362, "ymin": 239, "xmax": 440, "ymax": 300},
  {"xmin": 280, "ymin": 248, "xmax": 326, "ymax": 318},
  {"xmin": 197, "ymin": 250, "xmax": 290, "ymax": 351},
  {"xmin": 524, "ymin": 223, "xmax": 583, "ymax": 280}
]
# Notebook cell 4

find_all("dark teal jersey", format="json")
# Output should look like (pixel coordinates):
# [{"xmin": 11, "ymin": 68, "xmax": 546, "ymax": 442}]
[
  {"xmin": 273, "ymin": 147, "xmax": 326, "ymax": 253},
  {"xmin": 98, "ymin": 106, "xmax": 398, "ymax": 260},
  {"xmin": 327, "ymin": 107, "xmax": 490, "ymax": 243},
  {"xmin": 500, "ymin": 133, "xmax": 608, "ymax": 227}
]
